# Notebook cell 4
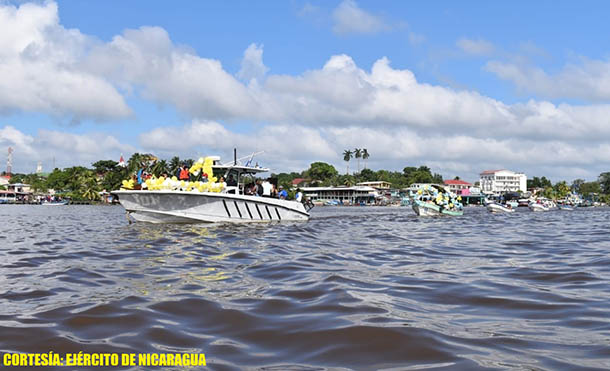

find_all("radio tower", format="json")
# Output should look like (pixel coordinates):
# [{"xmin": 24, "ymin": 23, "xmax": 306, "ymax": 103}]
[{"xmin": 6, "ymin": 147, "xmax": 13, "ymax": 176}]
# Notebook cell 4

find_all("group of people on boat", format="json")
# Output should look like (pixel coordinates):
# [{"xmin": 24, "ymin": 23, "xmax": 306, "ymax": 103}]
[
  {"xmin": 411, "ymin": 184, "xmax": 463, "ymax": 212},
  {"xmin": 121, "ymin": 156, "xmax": 306, "ymax": 203}
]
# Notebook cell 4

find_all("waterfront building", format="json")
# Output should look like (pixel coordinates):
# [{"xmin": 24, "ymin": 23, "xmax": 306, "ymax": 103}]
[
  {"xmin": 443, "ymin": 179, "xmax": 472, "ymax": 195},
  {"xmin": 301, "ymin": 185, "xmax": 379, "ymax": 204},
  {"xmin": 407, "ymin": 183, "xmax": 442, "ymax": 192},
  {"xmin": 356, "ymin": 181, "xmax": 392, "ymax": 189},
  {"xmin": 0, "ymin": 175, "xmax": 10, "ymax": 187},
  {"xmin": 479, "ymin": 170, "xmax": 526, "ymax": 195}
]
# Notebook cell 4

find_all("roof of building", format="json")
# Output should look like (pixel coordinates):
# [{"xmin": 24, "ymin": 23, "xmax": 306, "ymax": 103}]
[
  {"xmin": 480, "ymin": 169, "xmax": 504, "ymax": 175},
  {"xmin": 444, "ymin": 179, "xmax": 472, "ymax": 186},
  {"xmin": 291, "ymin": 178, "xmax": 308, "ymax": 185},
  {"xmin": 301, "ymin": 186, "xmax": 377, "ymax": 192}
]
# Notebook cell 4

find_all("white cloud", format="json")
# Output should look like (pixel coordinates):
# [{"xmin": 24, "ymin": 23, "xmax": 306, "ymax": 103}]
[
  {"xmin": 85, "ymin": 26, "xmax": 258, "ymax": 121},
  {"xmin": 3, "ymin": 1, "xmax": 610, "ymax": 181},
  {"xmin": 332, "ymin": 0, "xmax": 389, "ymax": 35},
  {"xmin": 0, "ymin": 2, "xmax": 131, "ymax": 121},
  {"xmin": 486, "ymin": 58, "xmax": 610, "ymax": 101},
  {"xmin": 0, "ymin": 125, "xmax": 135, "ymax": 173},
  {"xmin": 237, "ymin": 43, "xmax": 269, "ymax": 83},
  {"xmin": 456, "ymin": 38, "xmax": 495, "ymax": 56},
  {"xmin": 136, "ymin": 121, "xmax": 610, "ymax": 182}
]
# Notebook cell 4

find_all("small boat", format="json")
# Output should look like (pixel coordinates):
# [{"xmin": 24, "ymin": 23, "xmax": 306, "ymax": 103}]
[
  {"xmin": 558, "ymin": 205, "xmax": 575, "ymax": 211},
  {"xmin": 486, "ymin": 203, "xmax": 515, "ymax": 213},
  {"xmin": 410, "ymin": 185, "xmax": 463, "ymax": 217},
  {"xmin": 41, "ymin": 200, "xmax": 69, "ymax": 206},
  {"xmin": 412, "ymin": 200, "xmax": 463, "ymax": 216}
]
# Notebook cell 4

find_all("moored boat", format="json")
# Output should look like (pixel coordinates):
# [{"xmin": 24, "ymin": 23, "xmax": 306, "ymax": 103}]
[
  {"xmin": 41, "ymin": 200, "xmax": 69, "ymax": 206},
  {"xmin": 486, "ymin": 203, "xmax": 515, "ymax": 213}
]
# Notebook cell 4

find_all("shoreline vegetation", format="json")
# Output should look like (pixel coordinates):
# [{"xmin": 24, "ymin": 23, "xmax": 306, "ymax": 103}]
[{"xmin": 2, "ymin": 152, "xmax": 610, "ymax": 203}]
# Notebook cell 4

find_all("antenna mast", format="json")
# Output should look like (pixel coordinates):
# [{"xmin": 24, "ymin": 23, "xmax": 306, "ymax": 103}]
[{"xmin": 6, "ymin": 147, "xmax": 13, "ymax": 175}]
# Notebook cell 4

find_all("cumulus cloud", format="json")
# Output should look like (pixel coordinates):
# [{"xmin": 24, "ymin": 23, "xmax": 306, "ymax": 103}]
[
  {"xmin": 486, "ymin": 58, "xmax": 610, "ymax": 101},
  {"xmin": 135, "ymin": 121, "xmax": 610, "ymax": 182},
  {"xmin": 237, "ymin": 43, "xmax": 269, "ymax": 83},
  {"xmin": 0, "ymin": 2, "xmax": 131, "ymax": 121},
  {"xmin": 0, "ymin": 125, "xmax": 135, "ymax": 172},
  {"xmin": 84, "ymin": 26, "xmax": 258, "ymax": 121},
  {"xmin": 456, "ymin": 38, "xmax": 495, "ymax": 56},
  {"xmin": 3, "ymin": 1, "xmax": 610, "ymax": 181},
  {"xmin": 332, "ymin": 0, "xmax": 390, "ymax": 35}
]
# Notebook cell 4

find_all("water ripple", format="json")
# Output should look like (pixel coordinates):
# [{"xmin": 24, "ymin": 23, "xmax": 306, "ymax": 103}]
[{"xmin": 0, "ymin": 204, "xmax": 609, "ymax": 369}]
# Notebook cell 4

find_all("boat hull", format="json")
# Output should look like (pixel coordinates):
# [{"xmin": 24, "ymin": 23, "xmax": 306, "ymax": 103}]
[
  {"xmin": 487, "ymin": 204, "xmax": 515, "ymax": 213},
  {"xmin": 529, "ymin": 203, "xmax": 549, "ymax": 212},
  {"xmin": 412, "ymin": 201, "xmax": 463, "ymax": 216},
  {"xmin": 113, "ymin": 190, "xmax": 310, "ymax": 223}
]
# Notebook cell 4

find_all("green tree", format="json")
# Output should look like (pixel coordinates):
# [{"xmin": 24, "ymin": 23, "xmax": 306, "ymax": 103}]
[
  {"xmin": 571, "ymin": 179, "xmax": 585, "ymax": 193},
  {"xmin": 46, "ymin": 168, "xmax": 69, "ymax": 191},
  {"xmin": 151, "ymin": 160, "xmax": 169, "ymax": 177},
  {"xmin": 598, "ymin": 172, "xmax": 610, "ymax": 194},
  {"xmin": 580, "ymin": 181, "xmax": 601, "ymax": 196},
  {"xmin": 357, "ymin": 168, "xmax": 377, "ymax": 182},
  {"xmin": 169, "ymin": 156, "xmax": 181, "ymax": 176},
  {"xmin": 553, "ymin": 181, "xmax": 570, "ymax": 199},
  {"xmin": 528, "ymin": 176, "xmax": 552, "ymax": 189},
  {"xmin": 306, "ymin": 162, "xmax": 338, "ymax": 181},
  {"xmin": 342, "ymin": 149, "xmax": 353, "ymax": 175},
  {"xmin": 92, "ymin": 160, "xmax": 118, "ymax": 174}
]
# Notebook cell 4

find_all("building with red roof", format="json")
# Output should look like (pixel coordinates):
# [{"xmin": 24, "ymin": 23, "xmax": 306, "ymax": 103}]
[{"xmin": 444, "ymin": 179, "xmax": 472, "ymax": 195}]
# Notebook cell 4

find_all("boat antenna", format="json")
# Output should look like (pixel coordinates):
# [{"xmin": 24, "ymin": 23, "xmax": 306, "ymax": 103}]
[
  {"xmin": 220, "ymin": 151, "xmax": 265, "ymax": 167},
  {"xmin": 234, "ymin": 148, "xmax": 237, "ymax": 165}
]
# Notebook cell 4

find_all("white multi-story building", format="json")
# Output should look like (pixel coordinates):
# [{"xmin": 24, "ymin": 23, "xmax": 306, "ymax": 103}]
[{"xmin": 480, "ymin": 170, "xmax": 526, "ymax": 195}]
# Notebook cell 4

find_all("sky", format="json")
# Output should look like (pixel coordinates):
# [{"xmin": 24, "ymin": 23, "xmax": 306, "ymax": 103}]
[{"xmin": 1, "ymin": 0, "xmax": 610, "ymax": 183}]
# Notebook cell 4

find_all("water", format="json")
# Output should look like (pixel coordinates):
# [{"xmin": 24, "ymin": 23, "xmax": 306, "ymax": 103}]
[{"xmin": 1, "ymin": 205, "xmax": 610, "ymax": 370}]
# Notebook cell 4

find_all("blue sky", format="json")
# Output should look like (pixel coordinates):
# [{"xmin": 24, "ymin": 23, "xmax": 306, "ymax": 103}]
[{"xmin": 1, "ymin": 0, "xmax": 610, "ymax": 182}]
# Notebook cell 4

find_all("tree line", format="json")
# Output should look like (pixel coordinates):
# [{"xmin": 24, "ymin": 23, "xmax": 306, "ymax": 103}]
[{"xmin": 4, "ymin": 151, "xmax": 610, "ymax": 201}]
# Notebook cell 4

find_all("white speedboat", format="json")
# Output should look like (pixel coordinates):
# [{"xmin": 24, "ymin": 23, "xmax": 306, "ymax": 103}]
[
  {"xmin": 486, "ymin": 203, "xmax": 515, "ymax": 213},
  {"xmin": 529, "ymin": 202, "xmax": 549, "ymax": 212},
  {"xmin": 41, "ymin": 200, "xmax": 69, "ymax": 206},
  {"xmin": 113, "ymin": 156, "xmax": 312, "ymax": 223}
]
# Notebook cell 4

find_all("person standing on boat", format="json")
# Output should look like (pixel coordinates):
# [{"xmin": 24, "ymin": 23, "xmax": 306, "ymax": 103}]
[
  {"xmin": 262, "ymin": 179, "xmax": 272, "ymax": 197},
  {"xmin": 295, "ymin": 188, "xmax": 303, "ymax": 202},
  {"xmin": 255, "ymin": 179, "xmax": 263, "ymax": 196}
]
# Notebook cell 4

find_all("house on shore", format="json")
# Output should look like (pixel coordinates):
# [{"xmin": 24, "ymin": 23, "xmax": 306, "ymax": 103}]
[{"xmin": 301, "ymin": 185, "xmax": 379, "ymax": 205}]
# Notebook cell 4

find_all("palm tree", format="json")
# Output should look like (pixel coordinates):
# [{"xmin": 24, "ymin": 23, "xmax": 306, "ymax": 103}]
[
  {"xmin": 151, "ymin": 160, "xmax": 169, "ymax": 177},
  {"xmin": 127, "ymin": 153, "xmax": 145, "ymax": 173},
  {"xmin": 78, "ymin": 170, "xmax": 100, "ymax": 201},
  {"xmin": 169, "ymin": 156, "xmax": 181, "ymax": 176},
  {"xmin": 354, "ymin": 148, "xmax": 362, "ymax": 173},
  {"xmin": 343, "ymin": 149, "xmax": 353, "ymax": 175},
  {"xmin": 362, "ymin": 148, "xmax": 369, "ymax": 169}
]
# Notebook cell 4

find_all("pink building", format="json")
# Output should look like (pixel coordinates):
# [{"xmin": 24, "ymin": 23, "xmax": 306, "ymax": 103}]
[{"xmin": 444, "ymin": 179, "xmax": 472, "ymax": 195}]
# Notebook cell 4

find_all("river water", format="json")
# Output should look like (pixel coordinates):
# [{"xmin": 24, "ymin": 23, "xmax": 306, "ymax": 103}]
[{"xmin": 1, "ymin": 205, "xmax": 609, "ymax": 370}]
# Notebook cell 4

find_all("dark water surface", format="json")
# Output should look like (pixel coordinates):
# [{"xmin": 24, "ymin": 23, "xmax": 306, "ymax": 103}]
[{"xmin": 1, "ymin": 205, "xmax": 610, "ymax": 370}]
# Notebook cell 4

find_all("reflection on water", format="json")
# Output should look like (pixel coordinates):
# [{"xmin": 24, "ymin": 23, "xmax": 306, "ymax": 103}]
[{"xmin": 1, "ymin": 204, "xmax": 610, "ymax": 369}]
